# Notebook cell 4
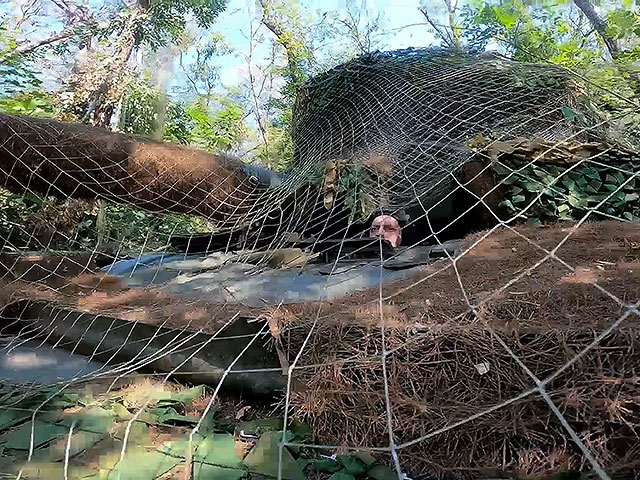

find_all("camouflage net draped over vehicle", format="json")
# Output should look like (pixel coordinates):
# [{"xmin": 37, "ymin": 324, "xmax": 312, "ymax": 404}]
[{"xmin": 291, "ymin": 48, "xmax": 595, "ymax": 220}]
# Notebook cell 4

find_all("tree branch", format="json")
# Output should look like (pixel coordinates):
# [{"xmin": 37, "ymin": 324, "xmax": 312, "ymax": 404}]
[
  {"xmin": 419, "ymin": 7, "xmax": 455, "ymax": 50},
  {"xmin": 14, "ymin": 29, "xmax": 75, "ymax": 56},
  {"xmin": 573, "ymin": 0, "xmax": 640, "ymax": 95},
  {"xmin": 573, "ymin": 0, "xmax": 619, "ymax": 60}
]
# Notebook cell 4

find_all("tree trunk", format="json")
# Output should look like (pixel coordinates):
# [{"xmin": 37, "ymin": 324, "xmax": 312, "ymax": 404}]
[
  {"xmin": 259, "ymin": 0, "xmax": 308, "ymax": 88},
  {"xmin": 573, "ymin": 0, "xmax": 640, "ymax": 94},
  {"xmin": 0, "ymin": 113, "xmax": 266, "ymax": 223},
  {"xmin": 573, "ymin": 0, "xmax": 619, "ymax": 60},
  {"xmin": 82, "ymin": 10, "xmax": 140, "ymax": 127}
]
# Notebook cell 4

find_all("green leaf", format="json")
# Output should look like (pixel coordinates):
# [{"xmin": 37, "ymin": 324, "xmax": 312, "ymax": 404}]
[
  {"xmin": 354, "ymin": 451, "xmax": 377, "ymax": 467},
  {"xmin": 588, "ymin": 179, "xmax": 602, "ymax": 192},
  {"xmin": 113, "ymin": 403, "xmax": 132, "ymax": 420},
  {"xmin": 587, "ymin": 194, "xmax": 609, "ymax": 203},
  {"xmin": 368, "ymin": 464, "xmax": 399, "ymax": 480},
  {"xmin": 491, "ymin": 164, "xmax": 511, "ymax": 176},
  {"xmin": 626, "ymin": 193, "xmax": 639, "ymax": 202},
  {"xmin": 297, "ymin": 457, "xmax": 314, "ymax": 470},
  {"xmin": 242, "ymin": 432, "xmax": 305, "ymax": 480},
  {"xmin": 575, "ymin": 177, "xmax": 588, "ymax": 189},
  {"xmin": 605, "ymin": 173, "xmax": 619, "ymax": 185},
  {"xmin": 288, "ymin": 419, "xmax": 313, "ymax": 442},
  {"xmin": 33, "ymin": 429, "xmax": 106, "ymax": 462},
  {"xmin": 194, "ymin": 434, "xmax": 243, "ymax": 468},
  {"xmin": 493, "ymin": 6, "xmax": 519, "ymax": 28},
  {"xmin": 328, "ymin": 472, "xmax": 355, "ymax": 480},
  {"xmin": 62, "ymin": 407, "xmax": 114, "ymax": 435},
  {"xmin": 313, "ymin": 458, "xmax": 342, "ymax": 473},
  {"xmin": 198, "ymin": 410, "xmax": 228, "ymax": 434},
  {"xmin": 104, "ymin": 446, "xmax": 181, "ymax": 480},
  {"xmin": 523, "ymin": 182, "xmax": 544, "ymax": 193},
  {"xmin": 581, "ymin": 167, "xmax": 601, "ymax": 180},
  {"xmin": 512, "ymin": 194, "xmax": 526, "ymax": 204},
  {"xmin": 502, "ymin": 174, "xmax": 519, "ymax": 185},
  {"xmin": 561, "ymin": 106, "xmax": 575, "ymax": 121},
  {"xmin": 610, "ymin": 191, "xmax": 627, "ymax": 205},
  {"xmin": 157, "ymin": 436, "xmax": 196, "ymax": 458},
  {"xmin": 193, "ymin": 464, "xmax": 246, "ymax": 480},
  {"xmin": 499, "ymin": 199, "xmax": 515, "ymax": 211},
  {"xmin": 236, "ymin": 418, "xmax": 284, "ymax": 437},
  {"xmin": 561, "ymin": 178, "xmax": 576, "ymax": 190},
  {"xmin": 0, "ymin": 421, "xmax": 69, "ymax": 450},
  {"xmin": 156, "ymin": 385, "xmax": 205, "ymax": 408},
  {"xmin": 51, "ymin": 393, "xmax": 81, "ymax": 408},
  {"xmin": 0, "ymin": 410, "xmax": 30, "ymax": 432},
  {"xmin": 338, "ymin": 456, "xmax": 367, "ymax": 475},
  {"xmin": 567, "ymin": 195, "xmax": 587, "ymax": 208},
  {"xmin": 155, "ymin": 408, "xmax": 198, "ymax": 426}
]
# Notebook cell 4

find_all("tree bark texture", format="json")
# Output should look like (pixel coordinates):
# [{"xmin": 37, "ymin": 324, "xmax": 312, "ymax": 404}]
[{"xmin": 0, "ymin": 113, "xmax": 263, "ymax": 222}]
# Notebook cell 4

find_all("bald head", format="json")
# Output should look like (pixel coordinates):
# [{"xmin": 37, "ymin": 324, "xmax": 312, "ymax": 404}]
[{"xmin": 369, "ymin": 214, "xmax": 402, "ymax": 248}]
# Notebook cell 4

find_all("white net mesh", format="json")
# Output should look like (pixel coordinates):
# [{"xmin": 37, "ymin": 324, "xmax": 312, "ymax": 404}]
[{"xmin": 0, "ymin": 46, "xmax": 639, "ymax": 480}]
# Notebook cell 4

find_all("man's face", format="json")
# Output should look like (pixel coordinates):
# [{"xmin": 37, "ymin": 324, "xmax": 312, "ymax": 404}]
[{"xmin": 369, "ymin": 215, "xmax": 402, "ymax": 248}]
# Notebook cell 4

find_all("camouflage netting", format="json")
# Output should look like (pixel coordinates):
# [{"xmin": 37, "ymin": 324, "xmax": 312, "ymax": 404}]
[
  {"xmin": 1, "ymin": 46, "xmax": 640, "ymax": 480},
  {"xmin": 278, "ymin": 220, "xmax": 640, "ymax": 479},
  {"xmin": 290, "ymin": 48, "xmax": 598, "ymax": 219}
]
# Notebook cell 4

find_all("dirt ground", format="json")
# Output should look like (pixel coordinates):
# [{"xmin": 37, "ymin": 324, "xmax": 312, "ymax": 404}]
[{"xmin": 273, "ymin": 220, "xmax": 640, "ymax": 479}]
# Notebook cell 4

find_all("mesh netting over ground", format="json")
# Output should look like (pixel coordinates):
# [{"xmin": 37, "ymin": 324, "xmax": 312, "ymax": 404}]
[{"xmin": 0, "ymin": 47, "xmax": 639, "ymax": 480}]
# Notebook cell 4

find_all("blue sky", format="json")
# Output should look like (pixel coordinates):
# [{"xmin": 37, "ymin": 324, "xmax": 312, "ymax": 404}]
[{"xmin": 170, "ymin": 0, "xmax": 440, "ymax": 96}]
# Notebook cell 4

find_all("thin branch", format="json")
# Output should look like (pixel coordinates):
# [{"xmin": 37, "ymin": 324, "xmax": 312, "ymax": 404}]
[
  {"xmin": 179, "ymin": 51, "xmax": 201, "ymax": 97},
  {"xmin": 573, "ymin": 0, "xmax": 640, "ymax": 94},
  {"xmin": 14, "ymin": 0, "xmax": 41, "ymax": 30},
  {"xmin": 246, "ymin": 16, "xmax": 269, "ymax": 154},
  {"xmin": 419, "ymin": 7, "xmax": 455, "ymax": 49},
  {"xmin": 443, "ymin": 0, "xmax": 461, "ymax": 50}
]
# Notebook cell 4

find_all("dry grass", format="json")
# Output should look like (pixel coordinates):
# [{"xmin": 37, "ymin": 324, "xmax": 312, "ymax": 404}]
[{"xmin": 276, "ymin": 220, "xmax": 640, "ymax": 479}]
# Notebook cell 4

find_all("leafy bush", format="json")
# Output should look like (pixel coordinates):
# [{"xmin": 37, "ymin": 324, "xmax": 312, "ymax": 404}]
[
  {"xmin": 0, "ymin": 25, "xmax": 41, "ymax": 97},
  {"xmin": 82, "ymin": 203, "xmax": 213, "ymax": 252},
  {"xmin": 0, "ymin": 188, "xmax": 212, "ymax": 253},
  {"xmin": 339, "ymin": 162, "xmax": 375, "ymax": 222},
  {"xmin": 0, "ymin": 90, "xmax": 60, "ymax": 117}
]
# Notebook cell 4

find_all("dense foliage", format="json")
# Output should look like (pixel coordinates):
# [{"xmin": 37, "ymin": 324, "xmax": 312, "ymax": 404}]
[{"xmin": 494, "ymin": 158, "xmax": 640, "ymax": 223}]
